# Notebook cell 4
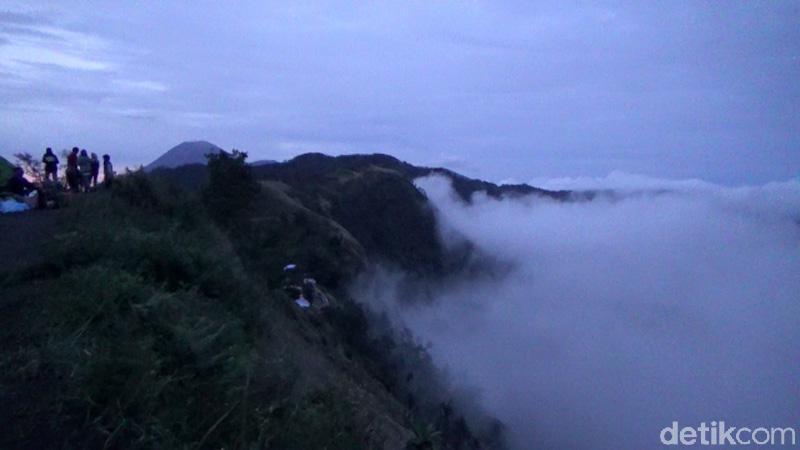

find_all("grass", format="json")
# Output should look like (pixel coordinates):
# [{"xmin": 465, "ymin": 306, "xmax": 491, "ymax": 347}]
[
  {"xmin": 0, "ymin": 172, "xmax": 362, "ymax": 449},
  {"xmin": 1, "ymin": 165, "xmax": 503, "ymax": 449}
]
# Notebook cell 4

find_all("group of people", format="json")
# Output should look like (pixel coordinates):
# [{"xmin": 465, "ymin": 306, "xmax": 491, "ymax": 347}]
[
  {"xmin": 282, "ymin": 264, "xmax": 330, "ymax": 310},
  {"xmin": 43, "ymin": 147, "xmax": 114, "ymax": 192},
  {"xmin": 1, "ymin": 147, "xmax": 117, "ymax": 213}
]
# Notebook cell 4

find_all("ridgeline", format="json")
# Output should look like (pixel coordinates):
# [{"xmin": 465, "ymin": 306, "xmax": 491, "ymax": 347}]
[{"xmin": 0, "ymin": 151, "xmax": 565, "ymax": 449}]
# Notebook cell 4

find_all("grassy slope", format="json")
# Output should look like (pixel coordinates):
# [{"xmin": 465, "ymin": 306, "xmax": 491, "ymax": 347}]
[
  {"xmin": 0, "ymin": 174, "xmax": 414, "ymax": 449},
  {"xmin": 0, "ymin": 155, "xmax": 505, "ymax": 449}
]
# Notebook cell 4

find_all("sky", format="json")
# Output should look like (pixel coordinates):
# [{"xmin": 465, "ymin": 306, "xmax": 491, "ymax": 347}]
[{"xmin": 0, "ymin": 1, "xmax": 798, "ymax": 184}]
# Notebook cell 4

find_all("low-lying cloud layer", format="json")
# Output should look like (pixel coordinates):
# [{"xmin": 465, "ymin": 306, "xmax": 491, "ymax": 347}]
[{"xmin": 357, "ymin": 174, "xmax": 800, "ymax": 449}]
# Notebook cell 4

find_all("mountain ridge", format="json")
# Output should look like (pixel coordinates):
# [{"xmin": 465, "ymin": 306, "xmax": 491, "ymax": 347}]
[
  {"xmin": 1, "ymin": 151, "xmax": 511, "ymax": 449},
  {"xmin": 252, "ymin": 152, "xmax": 574, "ymax": 202},
  {"xmin": 148, "ymin": 144, "xmax": 574, "ymax": 202}
]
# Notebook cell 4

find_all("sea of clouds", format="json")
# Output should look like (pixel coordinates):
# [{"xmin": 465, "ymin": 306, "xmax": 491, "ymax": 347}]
[{"xmin": 355, "ymin": 173, "xmax": 800, "ymax": 449}]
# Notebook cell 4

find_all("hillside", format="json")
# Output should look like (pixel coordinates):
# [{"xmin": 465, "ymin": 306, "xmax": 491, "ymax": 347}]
[
  {"xmin": 153, "ymin": 152, "xmax": 574, "ymax": 276},
  {"xmin": 144, "ymin": 140, "xmax": 223, "ymax": 171},
  {"xmin": 0, "ymin": 153, "xmax": 506, "ymax": 449}
]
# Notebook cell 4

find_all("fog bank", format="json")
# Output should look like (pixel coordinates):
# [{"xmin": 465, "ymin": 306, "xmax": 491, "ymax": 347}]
[{"xmin": 356, "ymin": 174, "xmax": 800, "ymax": 449}]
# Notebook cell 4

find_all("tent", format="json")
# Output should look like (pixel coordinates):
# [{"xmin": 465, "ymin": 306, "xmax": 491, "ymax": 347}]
[{"xmin": 0, "ymin": 156, "xmax": 14, "ymax": 188}]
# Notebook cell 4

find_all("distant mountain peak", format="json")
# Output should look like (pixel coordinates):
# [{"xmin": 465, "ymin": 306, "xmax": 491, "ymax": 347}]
[{"xmin": 145, "ymin": 140, "xmax": 223, "ymax": 171}]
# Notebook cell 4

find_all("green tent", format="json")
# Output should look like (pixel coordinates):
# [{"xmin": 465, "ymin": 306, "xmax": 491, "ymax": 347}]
[{"xmin": 0, "ymin": 156, "xmax": 14, "ymax": 188}]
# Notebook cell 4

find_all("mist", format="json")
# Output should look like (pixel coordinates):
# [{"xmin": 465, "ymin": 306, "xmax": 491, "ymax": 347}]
[{"xmin": 355, "ymin": 174, "xmax": 800, "ymax": 449}]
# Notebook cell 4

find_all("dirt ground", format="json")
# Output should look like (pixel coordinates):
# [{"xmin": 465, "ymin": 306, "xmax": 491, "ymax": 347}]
[
  {"xmin": 0, "ymin": 209, "xmax": 63, "ymax": 448},
  {"xmin": 0, "ymin": 209, "xmax": 62, "ymax": 273}
]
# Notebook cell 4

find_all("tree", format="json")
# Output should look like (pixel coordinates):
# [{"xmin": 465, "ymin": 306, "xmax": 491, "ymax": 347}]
[
  {"xmin": 202, "ymin": 150, "xmax": 260, "ymax": 224},
  {"xmin": 14, "ymin": 152, "xmax": 43, "ymax": 182}
]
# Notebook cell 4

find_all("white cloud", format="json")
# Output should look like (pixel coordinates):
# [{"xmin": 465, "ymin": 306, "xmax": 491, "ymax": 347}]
[
  {"xmin": 355, "ymin": 174, "xmax": 800, "ymax": 449},
  {"xmin": 0, "ymin": 23, "xmax": 115, "ymax": 77},
  {"xmin": 529, "ymin": 170, "xmax": 719, "ymax": 191},
  {"xmin": 106, "ymin": 107, "xmax": 156, "ymax": 120},
  {"xmin": 112, "ymin": 79, "xmax": 168, "ymax": 93}
]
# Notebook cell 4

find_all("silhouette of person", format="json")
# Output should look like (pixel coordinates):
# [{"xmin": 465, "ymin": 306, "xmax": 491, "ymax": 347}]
[
  {"xmin": 90, "ymin": 153, "xmax": 100, "ymax": 188},
  {"xmin": 78, "ymin": 149, "xmax": 92, "ymax": 192},
  {"xmin": 42, "ymin": 148, "xmax": 59, "ymax": 182},
  {"xmin": 102, "ymin": 154, "xmax": 114, "ymax": 188},
  {"xmin": 66, "ymin": 147, "xmax": 80, "ymax": 192}
]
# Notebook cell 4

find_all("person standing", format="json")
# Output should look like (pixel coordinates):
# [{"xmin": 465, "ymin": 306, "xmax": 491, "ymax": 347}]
[
  {"xmin": 66, "ymin": 147, "xmax": 80, "ymax": 192},
  {"xmin": 90, "ymin": 153, "xmax": 100, "ymax": 188},
  {"xmin": 102, "ymin": 154, "xmax": 114, "ymax": 188},
  {"xmin": 41, "ymin": 148, "xmax": 59, "ymax": 182},
  {"xmin": 78, "ymin": 149, "xmax": 92, "ymax": 192}
]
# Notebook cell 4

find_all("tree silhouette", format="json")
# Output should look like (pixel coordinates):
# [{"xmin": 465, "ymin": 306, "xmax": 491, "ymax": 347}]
[
  {"xmin": 14, "ymin": 152, "xmax": 43, "ymax": 182},
  {"xmin": 202, "ymin": 149, "xmax": 260, "ymax": 225}
]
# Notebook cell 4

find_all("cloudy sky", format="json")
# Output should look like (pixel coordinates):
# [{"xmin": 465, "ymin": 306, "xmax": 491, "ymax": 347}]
[{"xmin": 0, "ymin": 1, "xmax": 798, "ymax": 184}]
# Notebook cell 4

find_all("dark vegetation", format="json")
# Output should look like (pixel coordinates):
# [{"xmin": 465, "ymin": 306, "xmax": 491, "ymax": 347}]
[
  {"xmin": 250, "ymin": 152, "xmax": 572, "ymax": 202},
  {"xmin": 154, "ymin": 152, "xmax": 574, "ymax": 205},
  {"xmin": 202, "ymin": 150, "xmax": 261, "ymax": 226},
  {"xmin": 0, "ymin": 151, "xmax": 507, "ymax": 449},
  {"xmin": 155, "ymin": 152, "xmax": 569, "ymax": 278}
]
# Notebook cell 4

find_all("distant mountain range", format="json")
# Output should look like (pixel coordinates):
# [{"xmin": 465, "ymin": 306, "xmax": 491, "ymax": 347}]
[{"xmin": 145, "ymin": 141, "xmax": 277, "ymax": 171}]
